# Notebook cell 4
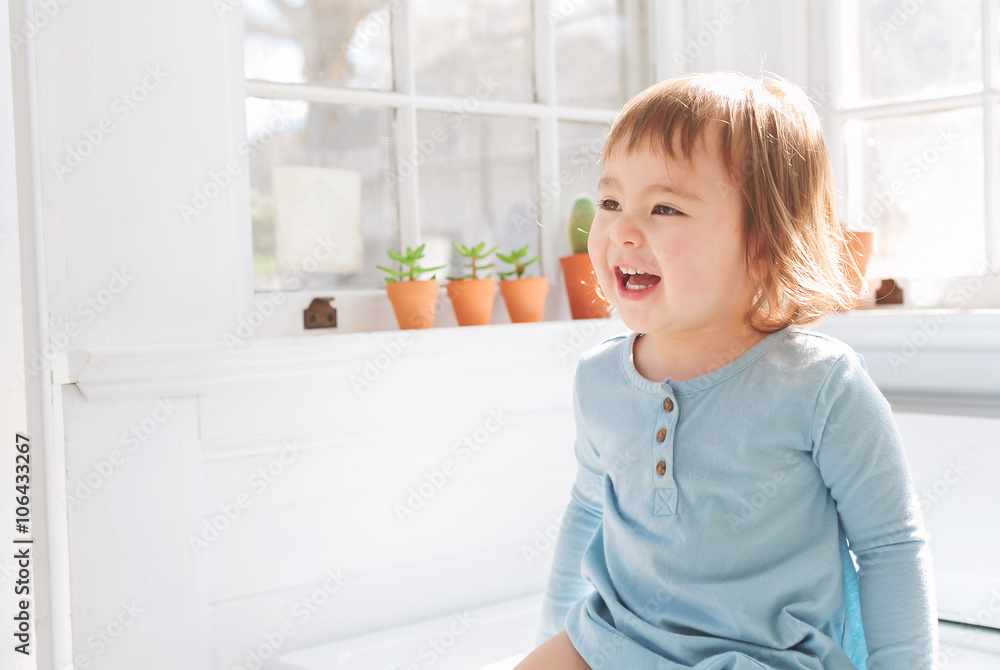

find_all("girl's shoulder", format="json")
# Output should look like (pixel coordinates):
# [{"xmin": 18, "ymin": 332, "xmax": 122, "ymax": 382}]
[{"xmin": 764, "ymin": 327, "xmax": 870, "ymax": 385}]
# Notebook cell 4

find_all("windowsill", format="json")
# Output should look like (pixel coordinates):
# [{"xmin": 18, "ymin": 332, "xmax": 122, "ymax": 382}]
[
  {"xmin": 813, "ymin": 309, "xmax": 1000, "ymax": 417},
  {"xmin": 52, "ymin": 306, "xmax": 1000, "ymax": 416}
]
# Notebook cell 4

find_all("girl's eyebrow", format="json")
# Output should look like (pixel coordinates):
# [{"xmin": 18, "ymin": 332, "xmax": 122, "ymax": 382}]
[{"xmin": 598, "ymin": 176, "xmax": 703, "ymax": 203}]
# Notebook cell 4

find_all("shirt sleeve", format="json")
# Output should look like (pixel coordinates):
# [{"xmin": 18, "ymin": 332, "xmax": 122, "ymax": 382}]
[
  {"xmin": 535, "ymin": 365, "xmax": 605, "ymax": 646},
  {"xmin": 811, "ymin": 352, "xmax": 938, "ymax": 670}
]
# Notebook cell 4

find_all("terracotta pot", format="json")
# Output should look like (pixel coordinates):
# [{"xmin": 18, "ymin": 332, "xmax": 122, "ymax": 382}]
[
  {"xmin": 447, "ymin": 277, "xmax": 497, "ymax": 326},
  {"xmin": 560, "ymin": 253, "xmax": 610, "ymax": 319},
  {"xmin": 499, "ymin": 276, "xmax": 548, "ymax": 323},
  {"xmin": 385, "ymin": 279, "xmax": 440, "ymax": 329}
]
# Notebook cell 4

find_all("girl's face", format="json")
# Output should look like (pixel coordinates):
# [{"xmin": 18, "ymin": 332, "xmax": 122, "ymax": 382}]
[{"xmin": 589, "ymin": 129, "xmax": 758, "ymax": 341}]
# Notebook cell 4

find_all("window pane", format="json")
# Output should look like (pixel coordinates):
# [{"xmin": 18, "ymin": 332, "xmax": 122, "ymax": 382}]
[
  {"xmin": 249, "ymin": 99, "xmax": 398, "ymax": 290},
  {"xmin": 854, "ymin": 0, "xmax": 983, "ymax": 101},
  {"xmin": 412, "ymin": 0, "xmax": 533, "ymax": 103},
  {"xmin": 558, "ymin": 122, "xmax": 610, "ymax": 257},
  {"xmin": 244, "ymin": 0, "xmax": 393, "ymax": 90},
  {"xmin": 416, "ymin": 113, "xmax": 538, "ymax": 278},
  {"xmin": 554, "ymin": 0, "xmax": 627, "ymax": 108},
  {"xmin": 850, "ymin": 107, "xmax": 985, "ymax": 283}
]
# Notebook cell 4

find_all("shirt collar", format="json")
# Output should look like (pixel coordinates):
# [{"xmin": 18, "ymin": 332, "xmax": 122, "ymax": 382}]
[{"xmin": 620, "ymin": 327, "xmax": 792, "ymax": 396}]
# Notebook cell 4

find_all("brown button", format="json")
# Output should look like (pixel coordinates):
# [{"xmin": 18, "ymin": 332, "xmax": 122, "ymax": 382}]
[
  {"xmin": 656, "ymin": 428, "xmax": 667, "ymax": 442},
  {"xmin": 656, "ymin": 461, "xmax": 667, "ymax": 476},
  {"xmin": 662, "ymin": 397, "xmax": 674, "ymax": 412}
]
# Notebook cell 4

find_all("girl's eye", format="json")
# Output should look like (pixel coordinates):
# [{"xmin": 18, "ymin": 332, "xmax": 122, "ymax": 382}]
[
  {"xmin": 653, "ymin": 205, "xmax": 683, "ymax": 216},
  {"xmin": 598, "ymin": 199, "xmax": 621, "ymax": 211}
]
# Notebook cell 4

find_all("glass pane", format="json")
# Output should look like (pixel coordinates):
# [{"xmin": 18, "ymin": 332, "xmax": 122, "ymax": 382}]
[
  {"xmin": 412, "ymin": 0, "xmax": 533, "ymax": 103},
  {"xmin": 244, "ymin": 0, "xmax": 393, "ymax": 90},
  {"xmin": 558, "ymin": 122, "xmax": 611, "ymax": 258},
  {"xmin": 416, "ymin": 113, "xmax": 538, "ymax": 279},
  {"xmin": 554, "ymin": 0, "xmax": 627, "ymax": 108},
  {"xmin": 850, "ymin": 107, "xmax": 985, "ymax": 283},
  {"xmin": 248, "ymin": 98, "xmax": 398, "ymax": 290},
  {"xmin": 855, "ymin": 0, "xmax": 983, "ymax": 101}
]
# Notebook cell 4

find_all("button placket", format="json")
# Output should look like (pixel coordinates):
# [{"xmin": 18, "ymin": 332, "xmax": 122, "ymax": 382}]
[{"xmin": 652, "ymin": 391, "xmax": 678, "ymax": 516}]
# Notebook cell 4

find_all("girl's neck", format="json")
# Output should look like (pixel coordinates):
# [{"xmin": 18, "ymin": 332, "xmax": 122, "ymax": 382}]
[{"xmin": 633, "ymin": 324, "xmax": 769, "ymax": 383}]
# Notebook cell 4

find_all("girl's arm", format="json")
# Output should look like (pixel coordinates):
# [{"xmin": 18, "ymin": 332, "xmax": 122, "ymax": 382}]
[
  {"xmin": 812, "ymin": 352, "xmax": 938, "ymax": 670},
  {"xmin": 535, "ymin": 369, "xmax": 605, "ymax": 646}
]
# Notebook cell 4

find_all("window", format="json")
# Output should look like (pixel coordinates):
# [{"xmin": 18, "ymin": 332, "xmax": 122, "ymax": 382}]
[
  {"xmin": 829, "ymin": 0, "xmax": 1000, "ymax": 308},
  {"xmin": 242, "ymin": 0, "xmax": 647, "ymax": 299}
]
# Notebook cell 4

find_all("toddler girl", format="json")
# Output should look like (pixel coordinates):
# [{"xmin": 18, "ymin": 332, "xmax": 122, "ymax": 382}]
[{"xmin": 517, "ymin": 72, "xmax": 937, "ymax": 669}]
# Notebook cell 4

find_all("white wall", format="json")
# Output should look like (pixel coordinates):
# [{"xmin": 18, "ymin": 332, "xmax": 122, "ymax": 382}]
[
  {"xmin": 54, "ymin": 320, "xmax": 625, "ymax": 669},
  {"xmin": 32, "ymin": 0, "xmax": 252, "ymax": 350}
]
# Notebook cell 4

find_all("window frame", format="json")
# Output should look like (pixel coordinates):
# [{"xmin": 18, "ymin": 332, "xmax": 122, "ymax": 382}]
[
  {"xmin": 822, "ymin": 0, "xmax": 1000, "ymax": 284},
  {"xmin": 244, "ymin": 0, "xmax": 655, "ymax": 328}
]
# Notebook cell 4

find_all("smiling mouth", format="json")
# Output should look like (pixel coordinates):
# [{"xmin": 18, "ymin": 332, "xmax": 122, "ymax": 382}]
[{"xmin": 615, "ymin": 266, "xmax": 662, "ymax": 292}]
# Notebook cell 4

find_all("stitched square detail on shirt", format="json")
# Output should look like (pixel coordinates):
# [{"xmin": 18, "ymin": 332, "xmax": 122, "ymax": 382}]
[{"xmin": 653, "ymin": 488, "xmax": 676, "ymax": 516}]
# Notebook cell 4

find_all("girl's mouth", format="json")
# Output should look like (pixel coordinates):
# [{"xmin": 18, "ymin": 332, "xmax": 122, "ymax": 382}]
[{"xmin": 615, "ymin": 265, "xmax": 661, "ymax": 298}]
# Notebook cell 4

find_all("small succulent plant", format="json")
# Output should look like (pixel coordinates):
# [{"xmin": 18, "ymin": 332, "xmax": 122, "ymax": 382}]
[
  {"xmin": 376, "ymin": 244, "xmax": 446, "ymax": 283},
  {"xmin": 496, "ymin": 245, "xmax": 540, "ymax": 280},
  {"xmin": 447, "ymin": 242, "xmax": 497, "ymax": 280}
]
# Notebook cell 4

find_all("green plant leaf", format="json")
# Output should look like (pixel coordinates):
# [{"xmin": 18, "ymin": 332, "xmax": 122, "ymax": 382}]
[{"xmin": 376, "ymin": 264, "xmax": 408, "ymax": 277}]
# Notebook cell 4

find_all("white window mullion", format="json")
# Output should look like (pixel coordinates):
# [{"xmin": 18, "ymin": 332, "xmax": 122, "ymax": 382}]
[
  {"xmin": 832, "ymin": 0, "xmax": 860, "ymax": 111},
  {"xmin": 533, "ymin": 0, "xmax": 561, "ymax": 288},
  {"xmin": 813, "ymin": 0, "xmax": 848, "ymax": 225},
  {"xmin": 392, "ymin": 0, "xmax": 420, "ymax": 250},
  {"xmin": 984, "ymin": 0, "xmax": 999, "ymax": 267},
  {"xmin": 622, "ymin": 0, "xmax": 653, "ymax": 92},
  {"xmin": 650, "ymin": 0, "xmax": 685, "ymax": 82}
]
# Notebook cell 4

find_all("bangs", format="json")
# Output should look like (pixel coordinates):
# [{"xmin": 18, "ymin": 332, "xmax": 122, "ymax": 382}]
[{"xmin": 601, "ymin": 74, "xmax": 751, "ymax": 184}]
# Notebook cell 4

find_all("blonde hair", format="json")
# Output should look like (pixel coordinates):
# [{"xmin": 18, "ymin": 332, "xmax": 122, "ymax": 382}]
[{"xmin": 601, "ymin": 72, "xmax": 861, "ymax": 332}]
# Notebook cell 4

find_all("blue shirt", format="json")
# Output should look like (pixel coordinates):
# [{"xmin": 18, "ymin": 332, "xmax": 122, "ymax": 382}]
[{"xmin": 536, "ymin": 327, "xmax": 937, "ymax": 669}]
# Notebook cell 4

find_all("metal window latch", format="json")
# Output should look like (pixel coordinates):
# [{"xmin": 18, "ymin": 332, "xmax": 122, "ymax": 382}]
[{"xmin": 304, "ymin": 298, "xmax": 337, "ymax": 329}]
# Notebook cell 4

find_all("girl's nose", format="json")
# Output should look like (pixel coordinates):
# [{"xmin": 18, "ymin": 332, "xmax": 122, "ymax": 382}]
[{"xmin": 609, "ymin": 210, "xmax": 643, "ymax": 247}]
